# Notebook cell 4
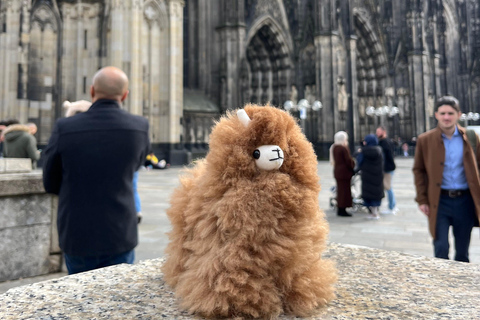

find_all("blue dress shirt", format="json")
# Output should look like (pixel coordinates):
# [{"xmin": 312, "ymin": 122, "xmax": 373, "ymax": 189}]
[{"xmin": 441, "ymin": 126, "xmax": 468, "ymax": 190}]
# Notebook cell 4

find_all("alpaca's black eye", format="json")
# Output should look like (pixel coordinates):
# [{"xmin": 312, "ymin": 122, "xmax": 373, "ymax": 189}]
[{"xmin": 253, "ymin": 149, "xmax": 261, "ymax": 159}]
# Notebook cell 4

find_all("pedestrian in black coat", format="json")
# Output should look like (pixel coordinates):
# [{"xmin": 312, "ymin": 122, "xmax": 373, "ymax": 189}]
[
  {"xmin": 42, "ymin": 66, "xmax": 150, "ymax": 274},
  {"xmin": 356, "ymin": 134, "xmax": 384, "ymax": 219}
]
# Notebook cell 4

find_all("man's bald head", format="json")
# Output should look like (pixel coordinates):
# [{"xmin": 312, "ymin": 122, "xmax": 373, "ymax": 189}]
[{"xmin": 90, "ymin": 66, "xmax": 129, "ymax": 103}]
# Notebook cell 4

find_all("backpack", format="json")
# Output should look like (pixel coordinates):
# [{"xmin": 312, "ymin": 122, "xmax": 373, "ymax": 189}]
[
  {"xmin": 466, "ymin": 129, "xmax": 477, "ymax": 155},
  {"xmin": 466, "ymin": 129, "xmax": 480, "ymax": 227}
]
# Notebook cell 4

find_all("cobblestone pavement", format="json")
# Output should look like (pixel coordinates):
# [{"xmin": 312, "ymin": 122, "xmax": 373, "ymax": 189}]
[{"xmin": 1, "ymin": 157, "xmax": 479, "ymax": 293}]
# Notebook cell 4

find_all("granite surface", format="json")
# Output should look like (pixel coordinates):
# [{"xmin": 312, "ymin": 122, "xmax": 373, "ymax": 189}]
[
  {"xmin": 0, "ymin": 194, "xmax": 51, "ymax": 229},
  {"xmin": 1, "ymin": 243, "xmax": 479, "ymax": 319},
  {"xmin": 0, "ymin": 172, "xmax": 44, "ymax": 196},
  {"xmin": 0, "ymin": 158, "xmax": 32, "ymax": 174},
  {"xmin": 0, "ymin": 173, "xmax": 60, "ymax": 282},
  {"xmin": 0, "ymin": 225, "xmax": 51, "ymax": 281}
]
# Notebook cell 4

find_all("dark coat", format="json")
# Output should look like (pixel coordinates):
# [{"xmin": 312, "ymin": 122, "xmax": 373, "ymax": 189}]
[
  {"xmin": 359, "ymin": 145, "xmax": 384, "ymax": 201},
  {"xmin": 413, "ymin": 126, "xmax": 480, "ymax": 238},
  {"xmin": 42, "ymin": 99, "xmax": 150, "ymax": 256},
  {"xmin": 378, "ymin": 138, "xmax": 396, "ymax": 172},
  {"xmin": 333, "ymin": 144, "xmax": 355, "ymax": 180},
  {"xmin": 333, "ymin": 144, "xmax": 355, "ymax": 208}
]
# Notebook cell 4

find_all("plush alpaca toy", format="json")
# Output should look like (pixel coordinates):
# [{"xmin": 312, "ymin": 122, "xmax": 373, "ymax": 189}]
[
  {"xmin": 63, "ymin": 100, "xmax": 92, "ymax": 117},
  {"xmin": 163, "ymin": 104, "xmax": 337, "ymax": 319}
]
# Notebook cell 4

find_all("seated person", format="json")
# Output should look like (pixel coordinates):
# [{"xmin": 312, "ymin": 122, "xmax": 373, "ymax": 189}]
[{"xmin": 145, "ymin": 152, "xmax": 169, "ymax": 169}]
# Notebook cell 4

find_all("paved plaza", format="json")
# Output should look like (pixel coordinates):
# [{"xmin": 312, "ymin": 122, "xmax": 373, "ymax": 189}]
[{"xmin": 1, "ymin": 157, "xmax": 479, "ymax": 293}]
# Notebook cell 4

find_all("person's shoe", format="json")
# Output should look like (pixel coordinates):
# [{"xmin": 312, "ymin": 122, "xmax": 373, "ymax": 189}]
[
  {"xmin": 366, "ymin": 213, "xmax": 380, "ymax": 220},
  {"xmin": 337, "ymin": 208, "xmax": 353, "ymax": 217},
  {"xmin": 381, "ymin": 207, "xmax": 399, "ymax": 215}
]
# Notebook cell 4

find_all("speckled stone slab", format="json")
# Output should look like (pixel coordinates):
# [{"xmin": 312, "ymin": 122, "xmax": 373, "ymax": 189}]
[
  {"xmin": 0, "ymin": 158, "xmax": 32, "ymax": 173},
  {"xmin": 0, "ymin": 243, "xmax": 479, "ymax": 319},
  {"xmin": 0, "ymin": 173, "xmax": 60, "ymax": 282},
  {"xmin": 0, "ymin": 172, "xmax": 44, "ymax": 196}
]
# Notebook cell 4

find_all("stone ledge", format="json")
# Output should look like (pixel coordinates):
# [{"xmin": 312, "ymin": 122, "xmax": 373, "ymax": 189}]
[
  {"xmin": 0, "ymin": 172, "xmax": 44, "ymax": 196},
  {"xmin": 0, "ymin": 158, "xmax": 32, "ymax": 173},
  {"xmin": 0, "ymin": 243, "xmax": 479, "ymax": 319}
]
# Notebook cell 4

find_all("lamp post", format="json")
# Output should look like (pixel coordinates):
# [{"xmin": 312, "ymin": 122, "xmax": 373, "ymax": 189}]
[
  {"xmin": 366, "ymin": 105, "xmax": 399, "ymax": 135},
  {"xmin": 284, "ymin": 98, "xmax": 322, "ymax": 142},
  {"xmin": 460, "ymin": 112, "xmax": 480, "ymax": 127}
]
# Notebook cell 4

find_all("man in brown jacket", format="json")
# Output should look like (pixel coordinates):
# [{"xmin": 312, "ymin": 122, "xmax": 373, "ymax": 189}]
[{"xmin": 413, "ymin": 96, "xmax": 480, "ymax": 262}]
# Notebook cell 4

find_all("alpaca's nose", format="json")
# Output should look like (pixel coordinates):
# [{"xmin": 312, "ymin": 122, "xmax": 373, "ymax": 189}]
[{"xmin": 253, "ymin": 145, "xmax": 284, "ymax": 170}]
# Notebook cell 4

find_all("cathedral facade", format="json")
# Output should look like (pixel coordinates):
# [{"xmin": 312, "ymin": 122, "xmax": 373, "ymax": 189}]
[
  {"xmin": 185, "ymin": 0, "xmax": 480, "ymax": 156},
  {"xmin": 1, "ymin": 0, "xmax": 480, "ymax": 162},
  {"xmin": 0, "ymin": 0, "xmax": 186, "ymax": 163}
]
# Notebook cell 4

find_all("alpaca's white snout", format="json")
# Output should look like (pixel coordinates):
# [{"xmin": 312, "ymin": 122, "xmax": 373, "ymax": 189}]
[{"xmin": 253, "ymin": 145, "xmax": 284, "ymax": 170}]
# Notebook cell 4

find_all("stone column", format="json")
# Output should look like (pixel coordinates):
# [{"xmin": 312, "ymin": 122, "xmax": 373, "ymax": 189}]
[
  {"xmin": 315, "ymin": 34, "xmax": 335, "ymax": 142},
  {"xmin": 110, "ymin": 0, "xmax": 123, "ymax": 68},
  {"xmin": 2, "ymin": 1, "xmax": 21, "ymax": 120},
  {"xmin": 76, "ymin": 4, "xmax": 85, "ymax": 98},
  {"xmin": 407, "ymin": 10, "xmax": 429, "ymax": 136},
  {"xmin": 18, "ymin": 0, "xmax": 31, "ymax": 122},
  {"xmin": 217, "ymin": 27, "xmax": 246, "ymax": 111},
  {"xmin": 168, "ymin": 0, "xmax": 184, "ymax": 144},
  {"xmin": 346, "ymin": 36, "xmax": 358, "ymax": 147},
  {"xmin": 129, "ymin": 0, "xmax": 142, "ymax": 116}
]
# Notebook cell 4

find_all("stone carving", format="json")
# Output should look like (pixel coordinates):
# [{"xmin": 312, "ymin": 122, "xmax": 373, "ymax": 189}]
[
  {"xmin": 358, "ymin": 97, "xmax": 366, "ymax": 117},
  {"xmin": 143, "ymin": 1, "xmax": 168, "ymax": 29},
  {"xmin": 305, "ymin": 85, "xmax": 316, "ymax": 105},
  {"xmin": 384, "ymin": 86, "xmax": 395, "ymax": 107},
  {"xmin": 31, "ymin": 6, "xmax": 57, "ymax": 32},
  {"xmin": 289, "ymin": 84, "xmax": 298, "ymax": 105},
  {"xmin": 337, "ymin": 77, "xmax": 348, "ymax": 112},
  {"xmin": 427, "ymin": 93, "xmax": 435, "ymax": 117},
  {"xmin": 397, "ymin": 87, "xmax": 409, "ymax": 116},
  {"xmin": 169, "ymin": 1, "xmax": 184, "ymax": 20},
  {"xmin": 253, "ymin": 0, "xmax": 288, "ymax": 36}
]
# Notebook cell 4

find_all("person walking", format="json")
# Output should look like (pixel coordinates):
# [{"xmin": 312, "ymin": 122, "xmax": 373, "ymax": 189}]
[
  {"xmin": 376, "ymin": 126, "xmax": 398, "ymax": 214},
  {"xmin": 356, "ymin": 134, "xmax": 384, "ymax": 219},
  {"xmin": 42, "ymin": 66, "xmax": 150, "ymax": 274},
  {"xmin": 330, "ymin": 131, "xmax": 355, "ymax": 217},
  {"xmin": 413, "ymin": 95, "xmax": 480, "ymax": 262}
]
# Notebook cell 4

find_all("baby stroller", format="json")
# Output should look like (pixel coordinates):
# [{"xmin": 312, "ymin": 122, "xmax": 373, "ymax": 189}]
[{"xmin": 329, "ymin": 171, "xmax": 365, "ymax": 213}]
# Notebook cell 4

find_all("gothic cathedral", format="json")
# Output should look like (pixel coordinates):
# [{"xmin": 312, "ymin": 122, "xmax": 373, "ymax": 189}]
[
  {"xmin": 185, "ymin": 0, "xmax": 480, "ymax": 157},
  {"xmin": 1, "ymin": 0, "xmax": 480, "ymax": 162}
]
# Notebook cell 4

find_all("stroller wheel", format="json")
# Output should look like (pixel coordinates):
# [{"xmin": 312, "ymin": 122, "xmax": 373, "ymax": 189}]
[{"xmin": 329, "ymin": 198, "xmax": 337, "ymax": 209}]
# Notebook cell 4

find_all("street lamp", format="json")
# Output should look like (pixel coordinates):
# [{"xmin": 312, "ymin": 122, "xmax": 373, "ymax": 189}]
[
  {"xmin": 366, "ymin": 105, "xmax": 399, "ymax": 135},
  {"xmin": 284, "ymin": 99, "xmax": 322, "ymax": 141},
  {"xmin": 460, "ymin": 112, "xmax": 480, "ymax": 127}
]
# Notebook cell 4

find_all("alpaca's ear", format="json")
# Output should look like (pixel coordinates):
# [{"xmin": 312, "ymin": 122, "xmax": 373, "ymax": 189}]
[{"xmin": 237, "ymin": 109, "xmax": 251, "ymax": 128}]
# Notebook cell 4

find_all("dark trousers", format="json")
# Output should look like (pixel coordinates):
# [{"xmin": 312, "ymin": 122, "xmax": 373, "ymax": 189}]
[
  {"xmin": 64, "ymin": 249, "xmax": 135, "ymax": 275},
  {"xmin": 434, "ymin": 193, "xmax": 476, "ymax": 262}
]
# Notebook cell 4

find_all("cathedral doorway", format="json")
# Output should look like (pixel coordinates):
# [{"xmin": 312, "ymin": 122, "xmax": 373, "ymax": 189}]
[
  {"xmin": 354, "ymin": 12, "xmax": 388, "ymax": 139},
  {"xmin": 244, "ymin": 20, "xmax": 292, "ymax": 108}
]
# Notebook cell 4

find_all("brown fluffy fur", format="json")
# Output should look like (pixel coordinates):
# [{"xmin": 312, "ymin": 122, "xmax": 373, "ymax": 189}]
[{"xmin": 162, "ymin": 104, "xmax": 337, "ymax": 319}]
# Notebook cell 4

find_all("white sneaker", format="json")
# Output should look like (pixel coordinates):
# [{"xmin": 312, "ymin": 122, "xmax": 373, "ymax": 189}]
[
  {"xmin": 381, "ymin": 207, "xmax": 399, "ymax": 215},
  {"xmin": 367, "ymin": 213, "xmax": 380, "ymax": 220}
]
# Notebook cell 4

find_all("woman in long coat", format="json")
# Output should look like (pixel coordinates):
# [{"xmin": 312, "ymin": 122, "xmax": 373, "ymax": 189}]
[
  {"xmin": 356, "ymin": 134, "xmax": 384, "ymax": 219},
  {"xmin": 330, "ymin": 131, "xmax": 355, "ymax": 217}
]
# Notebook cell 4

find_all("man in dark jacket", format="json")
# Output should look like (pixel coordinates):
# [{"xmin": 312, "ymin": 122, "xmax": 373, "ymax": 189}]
[
  {"xmin": 42, "ymin": 66, "xmax": 150, "ymax": 274},
  {"xmin": 376, "ymin": 126, "xmax": 398, "ymax": 214}
]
